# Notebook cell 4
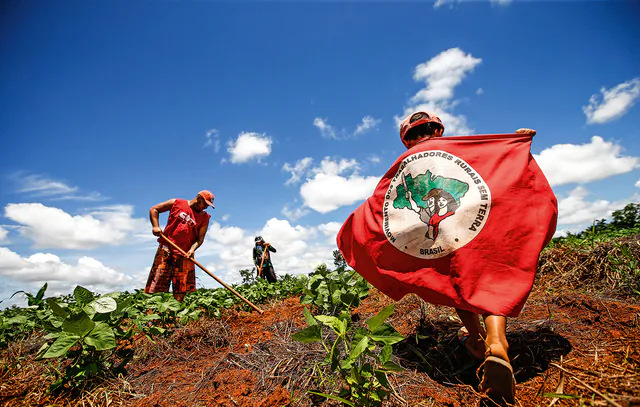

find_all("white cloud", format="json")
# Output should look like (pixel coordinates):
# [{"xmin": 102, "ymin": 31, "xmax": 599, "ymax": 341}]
[
  {"xmin": 434, "ymin": 0, "xmax": 455, "ymax": 8},
  {"xmin": 227, "ymin": 132, "xmax": 273, "ymax": 163},
  {"xmin": 314, "ymin": 116, "xmax": 381, "ymax": 139},
  {"xmin": 314, "ymin": 118, "xmax": 337, "ymax": 139},
  {"xmin": 221, "ymin": 214, "xmax": 230, "ymax": 221},
  {"xmin": 557, "ymin": 187, "xmax": 626, "ymax": 226},
  {"xmin": 354, "ymin": 116, "xmax": 382, "ymax": 136},
  {"xmin": 0, "ymin": 227, "xmax": 7, "ymax": 243},
  {"xmin": 399, "ymin": 48, "xmax": 481, "ymax": 136},
  {"xmin": 412, "ymin": 48, "xmax": 482, "ymax": 102},
  {"xmin": 282, "ymin": 205, "xmax": 309, "ymax": 221},
  {"xmin": 583, "ymin": 78, "xmax": 640, "ymax": 124},
  {"xmin": 206, "ymin": 223, "xmax": 246, "ymax": 246},
  {"xmin": 368, "ymin": 155, "xmax": 381, "ymax": 164},
  {"xmin": 476, "ymin": 88, "xmax": 484, "ymax": 95},
  {"xmin": 12, "ymin": 173, "xmax": 77, "ymax": 195},
  {"xmin": 197, "ymin": 218, "xmax": 336, "ymax": 286},
  {"xmin": 636, "ymin": 179, "xmax": 640, "ymax": 188},
  {"xmin": 317, "ymin": 221, "xmax": 342, "ymax": 244},
  {"xmin": 299, "ymin": 157, "xmax": 379, "ymax": 214},
  {"xmin": 205, "ymin": 128, "xmax": 221, "ymax": 153},
  {"xmin": 4, "ymin": 203, "xmax": 147, "ymax": 250},
  {"xmin": 434, "ymin": 0, "xmax": 510, "ymax": 9},
  {"xmin": 311, "ymin": 157, "xmax": 360, "ymax": 176},
  {"xmin": 301, "ymin": 174, "xmax": 379, "ymax": 213},
  {"xmin": 0, "ymin": 247, "xmax": 133, "ymax": 296},
  {"xmin": 534, "ymin": 136, "xmax": 640, "ymax": 186},
  {"xmin": 9, "ymin": 173, "xmax": 106, "ymax": 201},
  {"xmin": 283, "ymin": 157, "xmax": 314, "ymax": 185}
]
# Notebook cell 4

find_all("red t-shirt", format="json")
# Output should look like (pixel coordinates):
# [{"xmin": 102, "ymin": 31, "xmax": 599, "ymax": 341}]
[{"xmin": 158, "ymin": 199, "xmax": 210, "ymax": 254}]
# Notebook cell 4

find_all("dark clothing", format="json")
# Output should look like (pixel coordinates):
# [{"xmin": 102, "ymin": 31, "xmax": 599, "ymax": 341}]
[{"xmin": 253, "ymin": 244, "xmax": 277, "ymax": 282}]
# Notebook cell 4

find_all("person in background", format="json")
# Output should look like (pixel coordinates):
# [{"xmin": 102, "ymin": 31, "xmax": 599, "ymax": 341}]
[{"xmin": 253, "ymin": 236, "xmax": 277, "ymax": 283}]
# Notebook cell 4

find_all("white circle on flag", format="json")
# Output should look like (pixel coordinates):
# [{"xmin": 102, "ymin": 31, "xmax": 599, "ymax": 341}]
[{"xmin": 382, "ymin": 150, "xmax": 492, "ymax": 259}]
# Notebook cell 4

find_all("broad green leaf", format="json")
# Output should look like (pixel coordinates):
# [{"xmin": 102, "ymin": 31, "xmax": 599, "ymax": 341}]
[
  {"xmin": 382, "ymin": 361, "xmax": 404, "ymax": 372},
  {"xmin": 35, "ymin": 283, "xmax": 48, "ymax": 302},
  {"xmin": 44, "ymin": 332, "xmax": 61, "ymax": 340},
  {"xmin": 380, "ymin": 344, "xmax": 393, "ymax": 364},
  {"xmin": 62, "ymin": 313, "xmax": 95, "ymax": 337},
  {"xmin": 47, "ymin": 298, "xmax": 68, "ymax": 317},
  {"xmin": 88, "ymin": 297, "xmax": 117, "ymax": 314},
  {"xmin": 340, "ymin": 292, "xmax": 356, "ymax": 307},
  {"xmin": 73, "ymin": 286, "xmax": 94, "ymax": 306},
  {"xmin": 375, "ymin": 370, "xmax": 391, "ymax": 388},
  {"xmin": 84, "ymin": 322, "xmax": 116, "ymax": 350},
  {"xmin": 349, "ymin": 335, "xmax": 369, "ymax": 359},
  {"xmin": 6, "ymin": 316, "xmax": 28, "ymax": 325},
  {"xmin": 303, "ymin": 307, "xmax": 317, "ymax": 327},
  {"xmin": 80, "ymin": 363, "xmax": 98, "ymax": 377},
  {"xmin": 148, "ymin": 326, "xmax": 165, "ymax": 335},
  {"xmin": 83, "ymin": 304, "xmax": 96, "ymax": 319},
  {"xmin": 315, "ymin": 315, "xmax": 345, "ymax": 336},
  {"xmin": 351, "ymin": 365, "xmax": 365, "ymax": 382},
  {"xmin": 341, "ymin": 358, "xmax": 354, "ymax": 370},
  {"xmin": 331, "ymin": 289, "xmax": 342, "ymax": 305},
  {"xmin": 291, "ymin": 325, "xmax": 322, "ymax": 343},
  {"xmin": 370, "ymin": 323, "xmax": 404, "ymax": 345},
  {"xmin": 43, "ymin": 334, "xmax": 80, "ymax": 358},
  {"xmin": 366, "ymin": 304, "xmax": 395, "ymax": 331},
  {"xmin": 350, "ymin": 335, "xmax": 369, "ymax": 359}
]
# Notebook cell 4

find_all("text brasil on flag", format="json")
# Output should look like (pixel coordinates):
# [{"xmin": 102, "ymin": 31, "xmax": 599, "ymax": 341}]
[{"xmin": 337, "ymin": 133, "xmax": 558, "ymax": 317}]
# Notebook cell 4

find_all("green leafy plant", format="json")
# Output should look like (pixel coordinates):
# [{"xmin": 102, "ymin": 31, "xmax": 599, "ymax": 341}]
[
  {"xmin": 37, "ymin": 286, "xmax": 136, "ymax": 392},
  {"xmin": 300, "ymin": 264, "xmax": 370, "ymax": 316},
  {"xmin": 293, "ymin": 304, "xmax": 404, "ymax": 407},
  {"xmin": 11, "ymin": 282, "xmax": 49, "ymax": 309},
  {"xmin": 0, "ymin": 283, "xmax": 49, "ymax": 347}
]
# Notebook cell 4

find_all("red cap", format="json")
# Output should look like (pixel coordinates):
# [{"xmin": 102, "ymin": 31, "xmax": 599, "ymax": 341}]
[
  {"xmin": 198, "ymin": 190, "xmax": 215, "ymax": 208},
  {"xmin": 399, "ymin": 111, "xmax": 445, "ymax": 148}
]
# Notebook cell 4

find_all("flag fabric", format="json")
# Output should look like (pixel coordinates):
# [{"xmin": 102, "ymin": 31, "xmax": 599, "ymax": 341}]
[{"xmin": 337, "ymin": 133, "xmax": 557, "ymax": 317}]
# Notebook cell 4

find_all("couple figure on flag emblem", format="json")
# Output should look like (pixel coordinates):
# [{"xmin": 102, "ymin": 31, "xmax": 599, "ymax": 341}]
[{"xmin": 383, "ymin": 150, "xmax": 491, "ymax": 259}]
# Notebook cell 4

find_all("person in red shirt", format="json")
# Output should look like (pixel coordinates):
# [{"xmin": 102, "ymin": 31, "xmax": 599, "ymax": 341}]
[
  {"xmin": 400, "ymin": 111, "xmax": 537, "ymax": 405},
  {"xmin": 144, "ymin": 190, "xmax": 214, "ymax": 301}
]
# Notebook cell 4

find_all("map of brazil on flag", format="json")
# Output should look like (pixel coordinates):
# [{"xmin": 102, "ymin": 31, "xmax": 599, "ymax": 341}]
[{"xmin": 337, "ymin": 133, "xmax": 558, "ymax": 317}]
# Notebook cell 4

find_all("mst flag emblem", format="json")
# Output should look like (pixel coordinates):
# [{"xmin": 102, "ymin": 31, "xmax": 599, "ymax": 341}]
[
  {"xmin": 383, "ymin": 150, "xmax": 491, "ymax": 259},
  {"xmin": 337, "ymin": 133, "xmax": 558, "ymax": 317}
]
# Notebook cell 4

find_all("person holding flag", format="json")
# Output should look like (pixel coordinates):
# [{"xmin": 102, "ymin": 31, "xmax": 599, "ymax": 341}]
[{"xmin": 337, "ymin": 111, "xmax": 558, "ymax": 405}]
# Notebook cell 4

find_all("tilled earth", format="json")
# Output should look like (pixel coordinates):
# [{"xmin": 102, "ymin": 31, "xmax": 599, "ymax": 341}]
[{"xmin": 1, "ymin": 288, "xmax": 640, "ymax": 407}]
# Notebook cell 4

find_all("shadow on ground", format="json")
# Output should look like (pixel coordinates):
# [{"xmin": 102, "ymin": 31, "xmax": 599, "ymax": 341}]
[{"xmin": 395, "ymin": 318, "xmax": 572, "ymax": 387}]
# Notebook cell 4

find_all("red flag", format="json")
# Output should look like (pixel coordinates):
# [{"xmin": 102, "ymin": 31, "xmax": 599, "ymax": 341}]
[{"xmin": 337, "ymin": 134, "xmax": 557, "ymax": 317}]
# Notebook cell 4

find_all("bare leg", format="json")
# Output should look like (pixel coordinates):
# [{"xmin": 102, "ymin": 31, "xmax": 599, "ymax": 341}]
[
  {"xmin": 483, "ymin": 315, "xmax": 509, "ymax": 362},
  {"xmin": 480, "ymin": 315, "xmax": 514, "ymax": 404},
  {"xmin": 456, "ymin": 308, "xmax": 486, "ymax": 358}
]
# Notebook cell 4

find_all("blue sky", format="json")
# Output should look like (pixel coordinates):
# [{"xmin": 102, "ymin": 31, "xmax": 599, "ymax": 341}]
[{"xmin": 1, "ymin": 1, "xmax": 639, "ymax": 307}]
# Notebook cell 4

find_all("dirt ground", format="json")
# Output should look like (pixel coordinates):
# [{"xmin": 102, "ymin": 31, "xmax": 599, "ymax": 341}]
[{"xmin": 1, "ymin": 287, "xmax": 640, "ymax": 407}]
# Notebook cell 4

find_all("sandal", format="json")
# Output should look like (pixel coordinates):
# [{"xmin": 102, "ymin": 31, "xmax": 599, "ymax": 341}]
[{"xmin": 478, "ymin": 356, "xmax": 516, "ymax": 406}]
